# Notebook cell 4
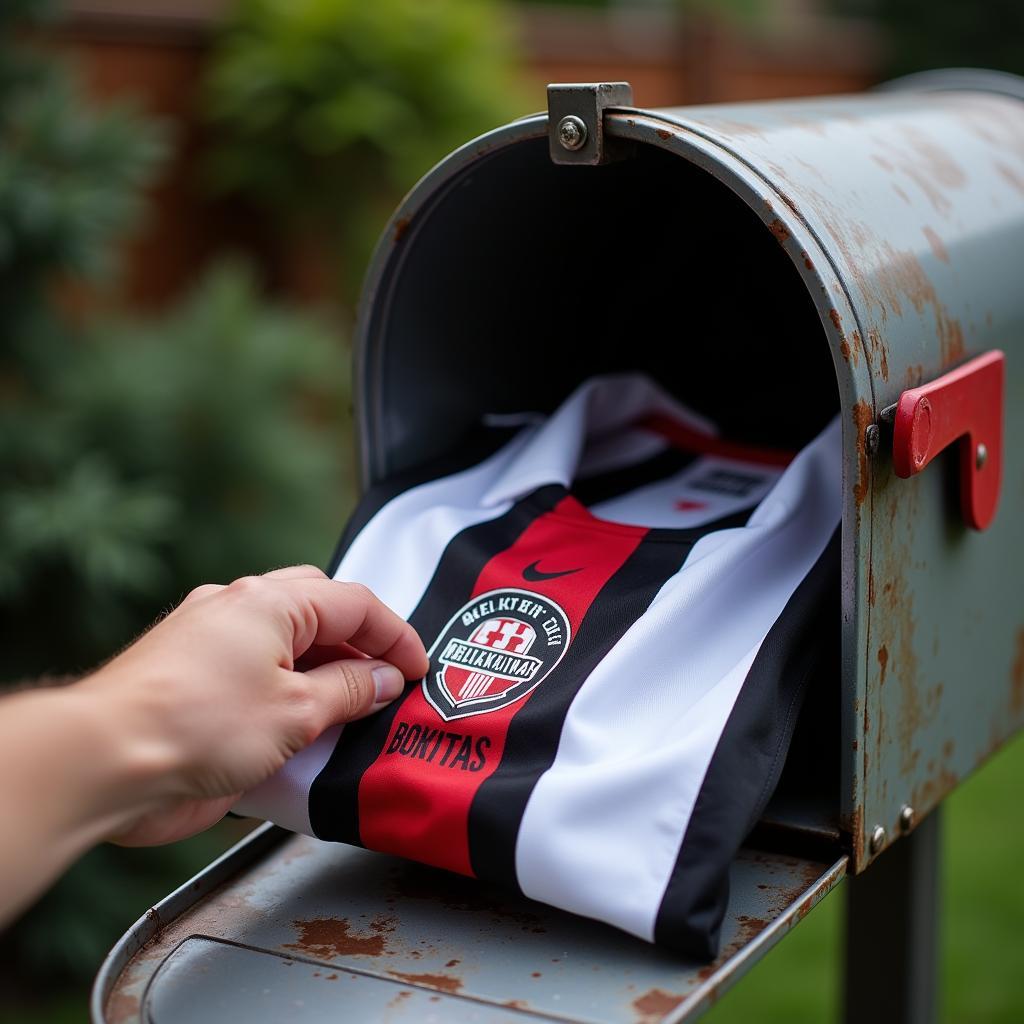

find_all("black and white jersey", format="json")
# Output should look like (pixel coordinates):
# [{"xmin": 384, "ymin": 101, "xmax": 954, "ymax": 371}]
[{"xmin": 235, "ymin": 373, "xmax": 841, "ymax": 958}]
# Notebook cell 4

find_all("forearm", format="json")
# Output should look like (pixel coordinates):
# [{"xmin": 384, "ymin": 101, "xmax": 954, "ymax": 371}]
[
  {"xmin": 0, "ymin": 686, "xmax": 161, "ymax": 924},
  {"xmin": 0, "ymin": 569, "xmax": 427, "ymax": 922}
]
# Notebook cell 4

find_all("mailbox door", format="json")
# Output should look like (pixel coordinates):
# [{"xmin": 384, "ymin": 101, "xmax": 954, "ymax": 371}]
[{"xmin": 94, "ymin": 825, "xmax": 848, "ymax": 1024}]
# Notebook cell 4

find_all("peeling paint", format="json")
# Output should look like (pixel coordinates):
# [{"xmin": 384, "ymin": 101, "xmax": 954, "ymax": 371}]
[
  {"xmin": 922, "ymin": 226, "xmax": 949, "ymax": 264},
  {"xmin": 283, "ymin": 916, "xmax": 395, "ymax": 959},
  {"xmin": 388, "ymin": 970, "xmax": 463, "ymax": 994},
  {"xmin": 853, "ymin": 400, "xmax": 873, "ymax": 508},
  {"xmin": 633, "ymin": 987, "xmax": 685, "ymax": 1022}
]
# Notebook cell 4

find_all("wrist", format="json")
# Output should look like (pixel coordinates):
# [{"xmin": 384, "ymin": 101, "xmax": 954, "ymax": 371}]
[{"xmin": 57, "ymin": 677, "xmax": 179, "ymax": 841}]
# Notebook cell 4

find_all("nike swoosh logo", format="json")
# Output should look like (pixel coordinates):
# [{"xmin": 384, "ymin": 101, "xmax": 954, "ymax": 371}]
[{"xmin": 522, "ymin": 560, "xmax": 583, "ymax": 582}]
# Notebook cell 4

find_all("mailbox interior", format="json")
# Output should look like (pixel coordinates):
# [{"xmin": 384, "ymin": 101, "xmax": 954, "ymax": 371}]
[
  {"xmin": 360, "ymin": 136, "xmax": 844, "ymax": 845},
  {"xmin": 365, "ymin": 139, "xmax": 839, "ymax": 471}
]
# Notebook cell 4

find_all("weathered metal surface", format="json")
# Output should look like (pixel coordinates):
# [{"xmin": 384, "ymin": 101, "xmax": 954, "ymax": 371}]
[
  {"xmin": 94, "ymin": 827, "xmax": 846, "ymax": 1024},
  {"xmin": 626, "ymin": 89, "xmax": 1024, "ymax": 867},
  {"xmin": 354, "ymin": 82, "xmax": 1024, "ymax": 872},
  {"xmin": 546, "ymin": 82, "xmax": 634, "ymax": 166}
]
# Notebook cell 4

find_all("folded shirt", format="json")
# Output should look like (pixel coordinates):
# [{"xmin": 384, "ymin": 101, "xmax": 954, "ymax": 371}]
[{"xmin": 235, "ymin": 372, "xmax": 841, "ymax": 958}]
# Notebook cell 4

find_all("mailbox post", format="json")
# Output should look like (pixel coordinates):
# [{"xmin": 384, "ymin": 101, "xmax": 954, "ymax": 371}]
[{"xmin": 94, "ymin": 72, "xmax": 1022, "ymax": 1024}]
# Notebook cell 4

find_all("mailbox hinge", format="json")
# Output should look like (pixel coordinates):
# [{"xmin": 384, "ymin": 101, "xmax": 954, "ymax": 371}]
[{"xmin": 547, "ymin": 82, "xmax": 634, "ymax": 167}]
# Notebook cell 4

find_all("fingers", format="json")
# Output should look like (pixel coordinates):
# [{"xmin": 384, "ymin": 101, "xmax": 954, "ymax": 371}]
[
  {"xmin": 179, "ymin": 583, "xmax": 223, "ymax": 608},
  {"xmin": 282, "ymin": 579, "xmax": 429, "ymax": 680},
  {"xmin": 110, "ymin": 795, "xmax": 241, "ymax": 848},
  {"xmin": 300, "ymin": 657, "xmax": 409, "ymax": 726},
  {"xmin": 181, "ymin": 565, "xmax": 324, "ymax": 609},
  {"xmin": 262, "ymin": 565, "xmax": 327, "ymax": 582},
  {"xmin": 295, "ymin": 641, "xmax": 369, "ymax": 672}
]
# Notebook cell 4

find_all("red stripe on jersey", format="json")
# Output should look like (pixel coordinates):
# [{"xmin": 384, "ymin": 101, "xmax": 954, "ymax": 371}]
[{"xmin": 356, "ymin": 496, "xmax": 645, "ymax": 875}]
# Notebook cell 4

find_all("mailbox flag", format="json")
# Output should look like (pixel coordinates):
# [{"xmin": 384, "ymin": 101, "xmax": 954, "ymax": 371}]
[{"xmin": 234, "ymin": 373, "xmax": 841, "ymax": 959}]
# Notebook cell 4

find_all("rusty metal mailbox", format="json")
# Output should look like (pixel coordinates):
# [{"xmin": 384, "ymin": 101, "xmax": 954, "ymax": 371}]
[{"xmin": 94, "ymin": 71, "xmax": 1024, "ymax": 1024}]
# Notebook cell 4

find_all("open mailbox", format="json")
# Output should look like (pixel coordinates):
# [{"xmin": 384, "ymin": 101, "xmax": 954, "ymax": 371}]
[{"xmin": 95, "ymin": 71, "xmax": 1024, "ymax": 1023}]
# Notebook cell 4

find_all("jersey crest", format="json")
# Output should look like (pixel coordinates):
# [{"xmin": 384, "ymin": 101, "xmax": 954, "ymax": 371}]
[{"xmin": 423, "ymin": 588, "xmax": 571, "ymax": 721}]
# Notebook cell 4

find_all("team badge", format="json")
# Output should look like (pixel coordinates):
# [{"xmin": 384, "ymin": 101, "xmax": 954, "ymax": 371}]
[{"xmin": 423, "ymin": 588, "xmax": 572, "ymax": 722}]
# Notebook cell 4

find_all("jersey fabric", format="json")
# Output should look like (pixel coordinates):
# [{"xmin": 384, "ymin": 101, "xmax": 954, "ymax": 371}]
[{"xmin": 234, "ymin": 373, "xmax": 841, "ymax": 958}]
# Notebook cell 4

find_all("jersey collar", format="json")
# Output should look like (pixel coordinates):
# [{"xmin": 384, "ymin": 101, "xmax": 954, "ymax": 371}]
[{"xmin": 479, "ymin": 374, "xmax": 717, "ymax": 508}]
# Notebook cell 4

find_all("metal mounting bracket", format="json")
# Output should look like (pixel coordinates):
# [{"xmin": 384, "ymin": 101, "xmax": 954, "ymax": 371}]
[{"xmin": 547, "ymin": 82, "xmax": 634, "ymax": 166}]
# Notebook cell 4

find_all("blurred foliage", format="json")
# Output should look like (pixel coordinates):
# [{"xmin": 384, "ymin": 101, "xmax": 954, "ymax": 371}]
[
  {"xmin": 0, "ymin": 263, "xmax": 352, "ymax": 681},
  {"xmin": 516, "ymin": 0, "xmax": 767, "ymax": 20},
  {"xmin": 0, "ymin": 0, "xmax": 352, "ymax": 1002},
  {"xmin": 204, "ymin": 0, "xmax": 525, "ymax": 302},
  {"xmin": 834, "ymin": 0, "xmax": 1024, "ymax": 77}
]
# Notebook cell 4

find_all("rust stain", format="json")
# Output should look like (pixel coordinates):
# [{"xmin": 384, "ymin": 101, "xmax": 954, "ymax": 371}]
[
  {"xmin": 864, "ymin": 323, "xmax": 888, "ymax": 380},
  {"xmin": 850, "ymin": 329, "xmax": 863, "ymax": 368},
  {"xmin": 633, "ymin": 988, "xmax": 685, "ymax": 1022},
  {"xmin": 871, "ymin": 243, "xmax": 964, "ymax": 366},
  {"xmin": 504, "ymin": 999, "xmax": 530, "ymax": 1009},
  {"xmin": 941, "ymin": 317, "xmax": 965, "ymax": 365},
  {"xmin": 393, "ymin": 217, "xmax": 411, "ymax": 243},
  {"xmin": 445, "ymin": 958, "xmax": 460, "ymax": 968},
  {"xmin": 828, "ymin": 308, "xmax": 843, "ymax": 330},
  {"xmin": 768, "ymin": 218, "xmax": 790, "ymax": 245},
  {"xmin": 878, "ymin": 645, "xmax": 889, "ymax": 685},
  {"xmin": 922, "ymin": 227, "xmax": 949, "ymax": 264},
  {"xmin": 853, "ymin": 400, "xmax": 873, "ymax": 508},
  {"xmin": 1010, "ymin": 628, "xmax": 1024, "ymax": 717},
  {"xmin": 387, "ymin": 991, "xmax": 413, "ymax": 1008},
  {"xmin": 995, "ymin": 161, "xmax": 1024, "ymax": 196},
  {"xmin": 735, "ymin": 914, "xmax": 769, "ymax": 936},
  {"xmin": 106, "ymin": 991, "xmax": 140, "ymax": 1024},
  {"xmin": 801, "ymin": 251, "xmax": 814, "ymax": 271},
  {"xmin": 840, "ymin": 339, "xmax": 851, "ymax": 362},
  {"xmin": 283, "ymin": 916, "xmax": 392, "ymax": 959},
  {"xmin": 878, "ymin": 543, "xmax": 930, "ymax": 780},
  {"xmin": 843, "ymin": 805, "xmax": 864, "ymax": 864},
  {"xmin": 531, "ymin": 971, "xmax": 542, "ymax": 978},
  {"xmin": 906, "ymin": 127, "xmax": 967, "ymax": 188},
  {"xmin": 655, "ymin": 128, "xmax": 672, "ymax": 140},
  {"xmin": 388, "ymin": 971, "xmax": 463, "ymax": 994}
]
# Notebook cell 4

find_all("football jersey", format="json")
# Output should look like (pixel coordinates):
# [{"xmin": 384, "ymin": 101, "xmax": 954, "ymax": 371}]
[{"xmin": 235, "ymin": 373, "xmax": 841, "ymax": 958}]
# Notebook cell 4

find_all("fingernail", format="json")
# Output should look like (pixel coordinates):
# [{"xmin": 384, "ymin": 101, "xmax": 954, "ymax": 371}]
[{"xmin": 372, "ymin": 665, "xmax": 405, "ymax": 703}]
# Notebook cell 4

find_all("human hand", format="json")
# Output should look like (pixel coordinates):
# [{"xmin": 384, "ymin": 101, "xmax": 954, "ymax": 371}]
[{"xmin": 77, "ymin": 565, "xmax": 428, "ymax": 847}]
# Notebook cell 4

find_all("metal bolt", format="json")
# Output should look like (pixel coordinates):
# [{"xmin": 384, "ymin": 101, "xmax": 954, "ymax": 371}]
[
  {"xmin": 898, "ymin": 805, "xmax": 915, "ymax": 833},
  {"xmin": 869, "ymin": 824, "xmax": 887, "ymax": 854},
  {"xmin": 865, "ymin": 423, "xmax": 880, "ymax": 457},
  {"xmin": 556, "ymin": 115, "xmax": 588, "ymax": 152},
  {"xmin": 976, "ymin": 442, "xmax": 988, "ymax": 470}
]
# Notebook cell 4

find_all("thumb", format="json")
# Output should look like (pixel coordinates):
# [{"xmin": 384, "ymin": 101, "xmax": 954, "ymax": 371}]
[{"xmin": 303, "ymin": 657, "xmax": 411, "ymax": 726}]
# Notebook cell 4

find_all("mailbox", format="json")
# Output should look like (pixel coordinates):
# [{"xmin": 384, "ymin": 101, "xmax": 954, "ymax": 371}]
[{"xmin": 94, "ymin": 70, "xmax": 1023, "ymax": 1024}]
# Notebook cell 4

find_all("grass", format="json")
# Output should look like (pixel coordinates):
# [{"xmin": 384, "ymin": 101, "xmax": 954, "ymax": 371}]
[{"xmin": 4, "ymin": 736, "xmax": 1022, "ymax": 1023}]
